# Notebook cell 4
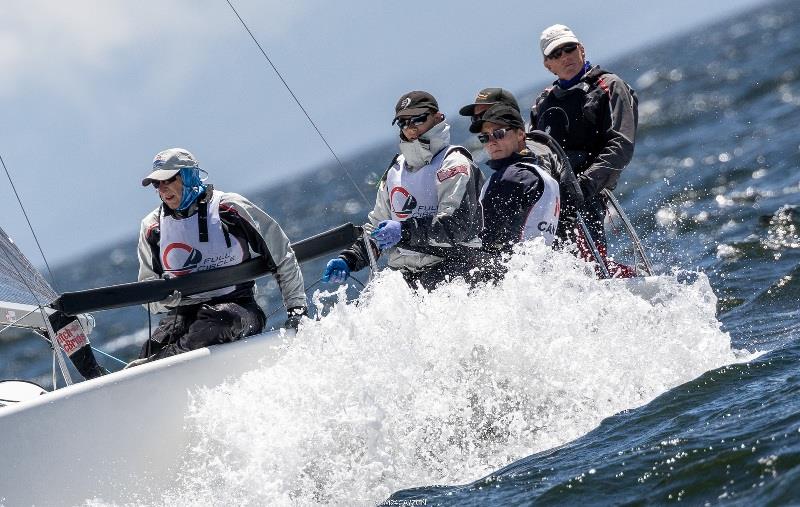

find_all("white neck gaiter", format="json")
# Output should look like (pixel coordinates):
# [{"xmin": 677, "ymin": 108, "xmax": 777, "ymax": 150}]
[{"xmin": 398, "ymin": 121, "xmax": 451, "ymax": 169}]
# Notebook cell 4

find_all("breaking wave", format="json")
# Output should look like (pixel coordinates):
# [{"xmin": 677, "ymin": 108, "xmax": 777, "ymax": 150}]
[{"xmin": 154, "ymin": 242, "xmax": 745, "ymax": 506}]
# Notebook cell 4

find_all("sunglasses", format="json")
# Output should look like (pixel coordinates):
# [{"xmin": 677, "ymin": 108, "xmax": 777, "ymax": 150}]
[
  {"xmin": 395, "ymin": 112, "xmax": 430, "ymax": 130},
  {"xmin": 546, "ymin": 43, "xmax": 579, "ymax": 60},
  {"xmin": 152, "ymin": 174, "xmax": 179, "ymax": 189},
  {"xmin": 477, "ymin": 128, "xmax": 513, "ymax": 144}
]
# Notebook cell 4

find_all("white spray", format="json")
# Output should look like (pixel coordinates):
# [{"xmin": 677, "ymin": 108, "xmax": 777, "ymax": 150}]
[{"xmin": 155, "ymin": 241, "xmax": 743, "ymax": 506}]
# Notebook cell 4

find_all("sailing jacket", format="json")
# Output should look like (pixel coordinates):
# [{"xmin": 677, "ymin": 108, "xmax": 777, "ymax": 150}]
[
  {"xmin": 339, "ymin": 144, "xmax": 484, "ymax": 273},
  {"xmin": 138, "ymin": 187, "xmax": 305, "ymax": 313},
  {"xmin": 480, "ymin": 150, "xmax": 560, "ymax": 253},
  {"xmin": 530, "ymin": 65, "xmax": 638, "ymax": 199}
]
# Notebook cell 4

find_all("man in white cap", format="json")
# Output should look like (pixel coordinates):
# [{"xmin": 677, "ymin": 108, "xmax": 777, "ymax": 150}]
[
  {"xmin": 135, "ymin": 148, "xmax": 306, "ymax": 363},
  {"xmin": 531, "ymin": 24, "xmax": 638, "ymax": 275}
]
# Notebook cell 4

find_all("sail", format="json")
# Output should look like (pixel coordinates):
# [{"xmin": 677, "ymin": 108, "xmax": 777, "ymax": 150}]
[{"xmin": 0, "ymin": 226, "xmax": 58, "ymax": 307}]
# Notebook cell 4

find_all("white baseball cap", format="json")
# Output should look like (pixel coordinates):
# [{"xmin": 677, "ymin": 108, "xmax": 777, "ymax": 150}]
[{"xmin": 540, "ymin": 24, "xmax": 580, "ymax": 57}]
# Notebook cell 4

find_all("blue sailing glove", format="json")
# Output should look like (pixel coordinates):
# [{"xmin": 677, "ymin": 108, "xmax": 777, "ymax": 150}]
[
  {"xmin": 322, "ymin": 258, "xmax": 350, "ymax": 283},
  {"xmin": 372, "ymin": 220, "xmax": 402, "ymax": 250}
]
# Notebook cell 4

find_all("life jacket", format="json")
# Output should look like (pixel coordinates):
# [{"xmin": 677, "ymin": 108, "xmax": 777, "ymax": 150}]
[
  {"xmin": 532, "ymin": 67, "xmax": 636, "ymax": 173},
  {"xmin": 479, "ymin": 155, "xmax": 560, "ymax": 246},
  {"xmin": 383, "ymin": 145, "xmax": 472, "ymax": 213},
  {"xmin": 158, "ymin": 188, "xmax": 245, "ymax": 299}
]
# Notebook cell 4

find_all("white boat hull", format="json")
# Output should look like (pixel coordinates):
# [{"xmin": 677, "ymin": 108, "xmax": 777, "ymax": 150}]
[{"xmin": 0, "ymin": 328, "xmax": 291, "ymax": 506}]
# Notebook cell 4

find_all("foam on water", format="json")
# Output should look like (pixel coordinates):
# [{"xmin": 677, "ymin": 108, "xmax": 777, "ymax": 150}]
[{"xmin": 155, "ymin": 243, "xmax": 744, "ymax": 506}]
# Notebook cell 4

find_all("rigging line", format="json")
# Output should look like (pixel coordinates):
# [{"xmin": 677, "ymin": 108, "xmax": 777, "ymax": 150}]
[
  {"xmin": 0, "ymin": 153, "xmax": 58, "ymax": 290},
  {"xmin": 265, "ymin": 276, "xmax": 326, "ymax": 320},
  {"xmin": 264, "ymin": 273, "xmax": 367, "ymax": 320},
  {"xmin": 91, "ymin": 346, "xmax": 127, "ymax": 366},
  {"xmin": 224, "ymin": 0, "xmax": 370, "ymax": 207}
]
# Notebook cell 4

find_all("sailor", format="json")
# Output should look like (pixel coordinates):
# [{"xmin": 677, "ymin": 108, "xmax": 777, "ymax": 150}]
[
  {"xmin": 531, "ymin": 24, "xmax": 638, "ymax": 265},
  {"xmin": 458, "ymin": 87, "xmax": 520, "ymax": 124},
  {"xmin": 470, "ymin": 103, "xmax": 560, "ymax": 254},
  {"xmin": 135, "ymin": 148, "xmax": 306, "ymax": 363},
  {"xmin": 321, "ymin": 91, "xmax": 487, "ymax": 290},
  {"xmin": 460, "ymin": 87, "xmax": 583, "ymax": 223}
]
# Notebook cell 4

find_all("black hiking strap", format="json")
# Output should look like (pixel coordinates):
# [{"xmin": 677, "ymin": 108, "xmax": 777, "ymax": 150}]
[
  {"xmin": 221, "ymin": 223, "xmax": 232, "ymax": 248},
  {"xmin": 197, "ymin": 199, "xmax": 208, "ymax": 243},
  {"xmin": 526, "ymin": 129, "xmax": 583, "ymax": 211},
  {"xmin": 196, "ymin": 185, "xmax": 216, "ymax": 243}
]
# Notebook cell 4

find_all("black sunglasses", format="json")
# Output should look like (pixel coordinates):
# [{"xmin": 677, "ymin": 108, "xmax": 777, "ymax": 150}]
[
  {"xmin": 547, "ymin": 43, "xmax": 579, "ymax": 60},
  {"xmin": 477, "ymin": 128, "xmax": 513, "ymax": 144},
  {"xmin": 152, "ymin": 174, "xmax": 179, "ymax": 189},
  {"xmin": 395, "ymin": 112, "xmax": 430, "ymax": 130}
]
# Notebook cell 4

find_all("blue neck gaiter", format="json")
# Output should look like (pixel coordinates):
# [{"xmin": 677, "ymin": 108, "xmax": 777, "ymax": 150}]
[
  {"xmin": 558, "ymin": 61, "xmax": 592, "ymax": 89},
  {"xmin": 177, "ymin": 167, "xmax": 206, "ymax": 211}
]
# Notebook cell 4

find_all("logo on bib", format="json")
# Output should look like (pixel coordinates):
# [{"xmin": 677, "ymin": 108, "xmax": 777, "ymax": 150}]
[
  {"xmin": 162, "ymin": 242, "xmax": 203, "ymax": 276},
  {"xmin": 389, "ymin": 187, "xmax": 418, "ymax": 219}
]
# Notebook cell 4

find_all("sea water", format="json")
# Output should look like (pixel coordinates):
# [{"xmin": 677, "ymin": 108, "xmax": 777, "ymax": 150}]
[{"xmin": 144, "ymin": 243, "xmax": 746, "ymax": 506}]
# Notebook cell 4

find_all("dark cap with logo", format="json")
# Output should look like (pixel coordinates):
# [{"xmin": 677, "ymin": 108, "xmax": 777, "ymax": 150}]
[
  {"xmin": 469, "ymin": 104, "xmax": 525, "ymax": 133},
  {"xmin": 459, "ymin": 88, "xmax": 520, "ymax": 117},
  {"xmin": 393, "ymin": 91, "xmax": 439, "ymax": 124}
]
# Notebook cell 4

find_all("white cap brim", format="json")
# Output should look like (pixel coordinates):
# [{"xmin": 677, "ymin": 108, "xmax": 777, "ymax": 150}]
[
  {"xmin": 543, "ymin": 35, "xmax": 580, "ymax": 57},
  {"xmin": 141, "ymin": 168, "xmax": 180, "ymax": 186}
]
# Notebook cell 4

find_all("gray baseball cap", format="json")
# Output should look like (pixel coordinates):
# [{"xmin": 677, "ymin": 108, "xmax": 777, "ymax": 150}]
[{"xmin": 141, "ymin": 148, "xmax": 199, "ymax": 186}]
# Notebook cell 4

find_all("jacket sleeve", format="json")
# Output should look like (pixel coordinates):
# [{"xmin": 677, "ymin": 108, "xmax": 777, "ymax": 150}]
[
  {"xmin": 136, "ymin": 209, "xmax": 170, "ymax": 313},
  {"xmin": 580, "ymin": 73, "xmax": 638, "ymax": 197},
  {"xmin": 220, "ymin": 193, "xmax": 306, "ymax": 309},
  {"xmin": 398, "ymin": 150, "xmax": 483, "ymax": 252},
  {"xmin": 338, "ymin": 179, "xmax": 391, "ymax": 272}
]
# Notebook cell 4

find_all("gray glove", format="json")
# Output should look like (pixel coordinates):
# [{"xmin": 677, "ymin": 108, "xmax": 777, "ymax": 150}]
[
  {"xmin": 123, "ymin": 357, "xmax": 149, "ymax": 369},
  {"xmin": 160, "ymin": 290, "xmax": 182, "ymax": 308},
  {"xmin": 283, "ymin": 306, "xmax": 308, "ymax": 331}
]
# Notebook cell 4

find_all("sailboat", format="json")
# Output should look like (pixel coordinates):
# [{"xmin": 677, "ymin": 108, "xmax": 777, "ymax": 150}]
[
  {"xmin": 0, "ymin": 222, "xmax": 363, "ymax": 506},
  {"xmin": 0, "ymin": 8, "xmax": 665, "ymax": 505},
  {"xmin": 0, "ymin": 193, "xmax": 668, "ymax": 505}
]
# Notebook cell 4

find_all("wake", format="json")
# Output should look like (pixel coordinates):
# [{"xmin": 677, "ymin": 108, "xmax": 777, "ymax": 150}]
[{"xmin": 153, "ymin": 241, "xmax": 742, "ymax": 506}]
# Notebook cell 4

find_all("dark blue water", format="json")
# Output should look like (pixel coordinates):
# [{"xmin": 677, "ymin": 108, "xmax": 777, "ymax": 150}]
[{"xmin": 1, "ymin": 0, "xmax": 798, "ymax": 504}]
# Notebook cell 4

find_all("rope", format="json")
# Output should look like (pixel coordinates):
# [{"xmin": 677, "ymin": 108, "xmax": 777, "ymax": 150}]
[
  {"xmin": 264, "ymin": 274, "xmax": 365, "ymax": 320},
  {"xmin": 0, "ymin": 153, "xmax": 58, "ymax": 290},
  {"xmin": 91, "ymin": 346, "xmax": 127, "ymax": 366},
  {"xmin": 223, "ymin": 0, "xmax": 370, "ymax": 207}
]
